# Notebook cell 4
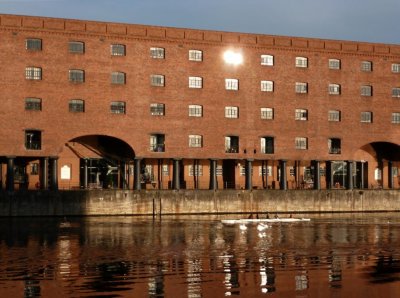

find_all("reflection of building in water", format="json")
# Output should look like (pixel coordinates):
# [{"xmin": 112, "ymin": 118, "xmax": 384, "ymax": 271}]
[
  {"xmin": 148, "ymin": 261, "xmax": 164, "ymax": 298},
  {"xmin": 259, "ymin": 256, "xmax": 276, "ymax": 293},
  {"xmin": 295, "ymin": 270, "xmax": 309, "ymax": 291}
]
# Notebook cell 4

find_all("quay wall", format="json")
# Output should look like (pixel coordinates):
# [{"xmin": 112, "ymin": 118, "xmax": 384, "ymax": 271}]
[{"xmin": 0, "ymin": 190, "xmax": 400, "ymax": 217}]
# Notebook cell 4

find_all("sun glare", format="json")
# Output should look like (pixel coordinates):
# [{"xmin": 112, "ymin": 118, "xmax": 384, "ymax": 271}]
[{"xmin": 223, "ymin": 50, "xmax": 243, "ymax": 65}]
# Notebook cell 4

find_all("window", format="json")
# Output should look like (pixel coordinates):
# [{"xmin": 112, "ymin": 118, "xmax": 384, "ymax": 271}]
[
  {"xmin": 189, "ymin": 135, "xmax": 203, "ymax": 148},
  {"xmin": 189, "ymin": 76, "xmax": 203, "ymax": 88},
  {"xmin": 361, "ymin": 111, "xmax": 372, "ymax": 123},
  {"xmin": 189, "ymin": 165, "xmax": 203, "ymax": 176},
  {"xmin": 392, "ymin": 88, "xmax": 400, "ymax": 98},
  {"xmin": 162, "ymin": 165, "xmax": 169, "ymax": 176},
  {"xmin": 329, "ymin": 59, "xmax": 341, "ymax": 70},
  {"xmin": 189, "ymin": 50, "xmax": 203, "ymax": 61},
  {"xmin": 295, "ymin": 137, "xmax": 308, "ymax": 150},
  {"xmin": 150, "ymin": 134, "xmax": 165, "ymax": 152},
  {"xmin": 328, "ymin": 110, "xmax": 341, "ymax": 122},
  {"xmin": 361, "ymin": 61, "xmax": 372, "ymax": 72},
  {"xmin": 259, "ymin": 165, "xmax": 272, "ymax": 176},
  {"xmin": 260, "ymin": 108, "xmax": 273, "ymax": 120},
  {"xmin": 69, "ymin": 41, "xmax": 84, "ymax": 54},
  {"xmin": 111, "ymin": 72, "xmax": 126, "ymax": 84},
  {"xmin": 69, "ymin": 69, "xmax": 85, "ymax": 83},
  {"xmin": 69, "ymin": 99, "xmax": 84, "ymax": 112},
  {"xmin": 225, "ymin": 79, "xmax": 239, "ymax": 90},
  {"xmin": 25, "ymin": 98, "xmax": 41, "ymax": 111},
  {"xmin": 111, "ymin": 44, "xmax": 125, "ymax": 56},
  {"xmin": 26, "ymin": 38, "xmax": 41, "ymax": 51},
  {"xmin": 150, "ymin": 47, "xmax": 165, "ymax": 59},
  {"xmin": 30, "ymin": 163, "xmax": 39, "ymax": 175},
  {"xmin": 392, "ymin": 63, "xmax": 400, "ymax": 73},
  {"xmin": 361, "ymin": 85, "xmax": 372, "ymax": 96},
  {"xmin": 225, "ymin": 106, "xmax": 238, "ymax": 118},
  {"xmin": 261, "ymin": 137, "xmax": 274, "ymax": 154},
  {"xmin": 329, "ymin": 84, "xmax": 341, "ymax": 95},
  {"xmin": 25, "ymin": 130, "xmax": 41, "ymax": 150},
  {"xmin": 150, "ymin": 103, "xmax": 165, "ymax": 116},
  {"xmin": 295, "ymin": 82, "xmax": 308, "ymax": 93},
  {"xmin": 188, "ymin": 105, "xmax": 202, "ymax": 117},
  {"xmin": 261, "ymin": 54, "xmax": 274, "ymax": 66},
  {"xmin": 25, "ymin": 67, "xmax": 42, "ymax": 80},
  {"xmin": 328, "ymin": 138, "xmax": 341, "ymax": 154},
  {"xmin": 110, "ymin": 101, "xmax": 126, "ymax": 114},
  {"xmin": 261, "ymin": 80, "xmax": 274, "ymax": 92},
  {"xmin": 295, "ymin": 109, "xmax": 308, "ymax": 120},
  {"xmin": 295, "ymin": 57, "xmax": 308, "ymax": 68},
  {"xmin": 225, "ymin": 136, "xmax": 239, "ymax": 153},
  {"xmin": 150, "ymin": 75, "xmax": 165, "ymax": 87},
  {"xmin": 392, "ymin": 112, "xmax": 400, "ymax": 124}
]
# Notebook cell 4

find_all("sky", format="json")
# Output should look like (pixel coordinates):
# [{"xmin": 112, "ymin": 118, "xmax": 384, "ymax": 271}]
[{"xmin": 0, "ymin": 0, "xmax": 399, "ymax": 44}]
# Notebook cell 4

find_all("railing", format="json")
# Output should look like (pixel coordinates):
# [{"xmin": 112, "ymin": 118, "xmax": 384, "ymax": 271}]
[
  {"xmin": 25, "ymin": 141, "xmax": 41, "ymax": 150},
  {"xmin": 329, "ymin": 148, "xmax": 341, "ymax": 154},
  {"xmin": 150, "ymin": 144, "xmax": 165, "ymax": 152},
  {"xmin": 225, "ymin": 146, "xmax": 239, "ymax": 153}
]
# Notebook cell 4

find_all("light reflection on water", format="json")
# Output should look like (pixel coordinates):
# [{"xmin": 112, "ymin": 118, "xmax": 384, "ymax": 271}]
[{"xmin": 1, "ymin": 214, "xmax": 400, "ymax": 297}]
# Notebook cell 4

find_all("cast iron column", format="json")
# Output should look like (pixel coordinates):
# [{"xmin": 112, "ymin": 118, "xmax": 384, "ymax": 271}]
[
  {"xmin": 347, "ymin": 160, "xmax": 353, "ymax": 190},
  {"xmin": 360, "ymin": 161, "xmax": 365, "ymax": 189},
  {"xmin": 50, "ymin": 157, "xmax": 58, "ymax": 190},
  {"xmin": 313, "ymin": 160, "xmax": 321, "ymax": 190},
  {"xmin": 134, "ymin": 158, "xmax": 141, "ymax": 190},
  {"xmin": 388, "ymin": 161, "xmax": 393, "ymax": 189},
  {"xmin": 173, "ymin": 159, "xmax": 180, "ymax": 190},
  {"xmin": 245, "ymin": 159, "xmax": 253, "ymax": 190},
  {"xmin": 279, "ymin": 160, "xmax": 287, "ymax": 190},
  {"xmin": 6, "ymin": 156, "xmax": 15, "ymax": 192},
  {"xmin": 83, "ymin": 159, "xmax": 88, "ymax": 189},
  {"xmin": 209, "ymin": 159, "xmax": 217, "ymax": 190},
  {"xmin": 40, "ymin": 157, "xmax": 49, "ymax": 190}
]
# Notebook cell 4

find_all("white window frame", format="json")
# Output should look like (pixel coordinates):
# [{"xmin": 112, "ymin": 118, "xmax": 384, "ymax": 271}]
[
  {"xmin": 69, "ymin": 69, "xmax": 85, "ymax": 83},
  {"xmin": 188, "ymin": 135, "xmax": 203, "ymax": 148},
  {"xmin": 69, "ymin": 41, "xmax": 84, "ymax": 54},
  {"xmin": 189, "ymin": 76, "xmax": 203, "ymax": 88},
  {"xmin": 392, "ymin": 88, "xmax": 400, "ymax": 98},
  {"xmin": 189, "ymin": 50, "xmax": 203, "ymax": 61},
  {"xmin": 110, "ymin": 101, "xmax": 126, "ymax": 114},
  {"xmin": 361, "ymin": 85, "xmax": 372, "ymax": 96},
  {"xmin": 261, "ymin": 54, "xmax": 274, "ymax": 66},
  {"xmin": 25, "ymin": 67, "xmax": 42, "ymax": 80},
  {"xmin": 189, "ymin": 164, "xmax": 203, "ymax": 176},
  {"xmin": 150, "ymin": 74, "xmax": 165, "ymax": 87},
  {"xmin": 26, "ymin": 38, "xmax": 42, "ymax": 51},
  {"xmin": 392, "ymin": 112, "xmax": 400, "ymax": 124},
  {"xmin": 329, "ymin": 59, "xmax": 341, "ymax": 70},
  {"xmin": 260, "ymin": 137, "xmax": 274, "ymax": 154},
  {"xmin": 150, "ymin": 47, "xmax": 165, "ymax": 59},
  {"xmin": 25, "ymin": 98, "xmax": 42, "ymax": 111},
  {"xmin": 295, "ymin": 82, "xmax": 308, "ymax": 94},
  {"xmin": 259, "ymin": 165, "xmax": 273, "ymax": 176},
  {"xmin": 111, "ymin": 72, "xmax": 126, "ymax": 84},
  {"xmin": 295, "ymin": 137, "xmax": 308, "ymax": 150},
  {"xmin": 261, "ymin": 80, "xmax": 274, "ymax": 92},
  {"xmin": 361, "ymin": 111, "xmax": 372, "ymax": 123},
  {"xmin": 329, "ymin": 84, "xmax": 341, "ymax": 95},
  {"xmin": 69, "ymin": 99, "xmax": 85, "ymax": 113},
  {"xmin": 328, "ymin": 110, "xmax": 341, "ymax": 122},
  {"xmin": 188, "ymin": 105, "xmax": 202, "ymax": 117},
  {"xmin": 295, "ymin": 109, "xmax": 308, "ymax": 121},
  {"xmin": 392, "ymin": 63, "xmax": 400, "ymax": 73},
  {"xmin": 150, "ymin": 103, "xmax": 165, "ymax": 116},
  {"xmin": 295, "ymin": 57, "xmax": 308, "ymax": 68},
  {"xmin": 225, "ymin": 78, "xmax": 239, "ymax": 90},
  {"xmin": 111, "ymin": 44, "xmax": 125, "ymax": 56},
  {"xmin": 260, "ymin": 108, "xmax": 273, "ymax": 120},
  {"xmin": 225, "ymin": 106, "xmax": 238, "ymax": 118},
  {"xmin": 361, "ymin": 61, "xmax": 372, "ymax": 72}
]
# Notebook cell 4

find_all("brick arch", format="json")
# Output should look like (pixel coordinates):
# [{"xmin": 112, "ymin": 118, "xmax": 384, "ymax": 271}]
[{"xmin": 359, "ymin": 142, "xmax": 400, "ymax": 161}]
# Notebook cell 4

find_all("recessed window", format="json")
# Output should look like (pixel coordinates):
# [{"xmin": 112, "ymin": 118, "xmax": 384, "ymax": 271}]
[
  {"xmin": 225, "ymin": 136, "xmax": 239, "ymax": 153},
  {"xmin": 69, "ymin": 69, "xmax": 85, "ymax": 83},
  {"xmin": 150, "ymin": 75, "xmax": 165, "ymax": 87},
  {"xmin": 361, "ymin": 61, "xmax": 372, "ymax": 72},
  {"xmin": 189, "ymin": 135, "xmax": 203, "ymax": 148},
  {"xmin": 189, "ymin": 105, "xmax": 202, "ymax": 117},
  {"xmin": 295, "ymin": 109, "xmax": 308, "ymax": 121},
  {"xmin": 25, "ymin": 67, "xmax": 42, "ymax": 80},
  {"xmin": 26, "ymin": 38, "xmax": 42, "ymax": 51},
  {"xmin": 225, "ymin": 106, "xmax": 238, "ymax": 118},
  {"xmin": 260, "ymin": 108, "xmax": 273, "ymax": 120},
  {"xmin": 295, "ymin": 82, "xmax": 308, "ymax": 94},
  {"xmin": 392, "ymin": 63, "xmax": 400, "ymax": 73},
  {"xmin": 328, "ymin": 138, "xmax": 341, "ymax": 154},
  {"xmin": 361, "ymin": 85, "xmax": 372, "ymax": 96},
  {"xmin": 69, "ymin": 41, "xmax": 84, "ymax": 54},
  {"xmin": 259, "ymin": 165, "xmax": 272, "ymax": 177},
  {"xmin": 295, "ymin": 137, "xmax": 308, "ymax": 150},
  {"xmin": 225, "ymin": 78, "xmax": 239, "ymax": 90},
  {"xmin": 189, "ymin": 50, "xmax": 202, "ymax": 61},
  {"xmin": 328, "ymin": 110, "xmax": 341, "ymax": 122},
  {"xmin": 25, "ymin": 98, "xmax": 42, "ymax": 111},
  {"xmin": 329, "ymin": 59, "xmax": 341, "ymax": 70},
  {"xmin": 261, "ymin": 54, "xmax": 274, "ymax": 66},
  {"xmin": 150, "ymin": 134, "xmax": 165, "ymax": 152},
  {"xmin": 361, "ymin": 111, "xmax": 373, "ymax": 123},
  {"xmin": 30, "ymin": 163, "xmax": 39, "ymax": 175},
  {"xmin": 392, "ymin": 112, "xmax": 400, "ymax": 124},
  {"xmin": 25, "ymin": 130, "xmax": 41, "ymax": 150},
  {"xmin": 189, "ymin": 164, "xmax": 203, "ymax": 176},
  {"xmin": 188, "ymin": 76, "xmax": 203, "ymax": 88},
  {"xmin": 150, "ymin": 47, "xmax": 165, "ymax": 59},
  {"xmin": 69, "ymin": 99, "xmax": 84, "ymax": 112},
  {"xmin": 329, "ymin": 84, "xmax": 341, "ymax": 95},
  {"xmin": 111, "ymin": 44, "xmax": 125, "ymax": 56},
  {"xmin": 392, "ymin": 87, "xmax": 400, "ymax": 97},
  {"xmin": 111, "ymin": 72, "xmax": 126, "ymax": 85},
  {"xmin": 261, "ymin": 80, "xmax": 274, "ymax": 92},
  {"xmin": 295, "ymin": 57, "xmax": 308, "ymax": 68},
  {"xmin": 261, "ymin": 137, "xmax": 274, "ymax": 154},
  {"xmin": 110, "ymin": 101, "xmax": 126, "ymax": 114},
  {"xmin": 150, "ymin": 103, "xmax": 165, "ymax": 116}
]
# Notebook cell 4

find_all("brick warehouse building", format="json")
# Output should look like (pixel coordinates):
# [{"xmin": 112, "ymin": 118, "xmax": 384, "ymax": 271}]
[{"xmin": 1, "ymin": 14, "xmax": 400, "ymax": 192}]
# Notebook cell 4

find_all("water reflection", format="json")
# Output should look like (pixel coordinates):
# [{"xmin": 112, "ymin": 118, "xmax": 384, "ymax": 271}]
[{"xmin": 1, "ymin": 214, "xmax": 400, "ymax": 297}]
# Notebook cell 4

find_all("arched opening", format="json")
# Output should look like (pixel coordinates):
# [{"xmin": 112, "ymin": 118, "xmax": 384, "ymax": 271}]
[{"xmin": 62, "ymin": 135, "xmax": 135, "ymax": 189}]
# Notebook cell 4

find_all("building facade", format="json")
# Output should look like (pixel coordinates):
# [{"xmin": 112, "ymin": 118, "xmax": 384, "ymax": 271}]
[{"xmin": 1, "ymin": 14, "xmax": 400, "ymax": 191}]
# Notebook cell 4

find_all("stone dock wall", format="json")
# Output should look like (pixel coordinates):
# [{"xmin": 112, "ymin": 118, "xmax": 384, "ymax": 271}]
[{"xmin": 1, "ymin": 189, "xmax": 400, "ymax": 216}]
